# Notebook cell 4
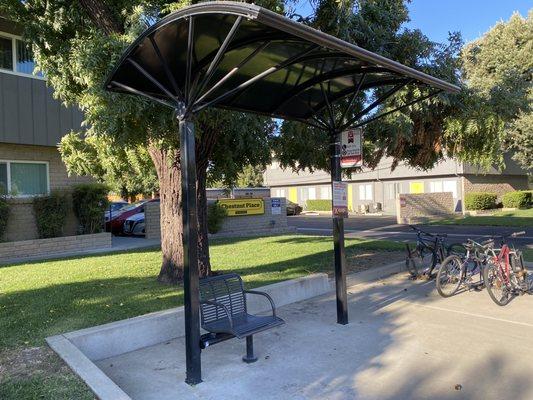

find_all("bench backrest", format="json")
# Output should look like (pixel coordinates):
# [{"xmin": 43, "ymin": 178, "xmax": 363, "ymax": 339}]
[{"xmin": 199, "ymin": 273, "xmax": 247, "ymax": 325}]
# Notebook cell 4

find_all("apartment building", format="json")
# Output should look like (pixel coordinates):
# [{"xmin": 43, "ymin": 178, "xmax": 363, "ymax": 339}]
[{"xmin": 264, "ymin": 155, "xmax": 529, "ymax": 214}]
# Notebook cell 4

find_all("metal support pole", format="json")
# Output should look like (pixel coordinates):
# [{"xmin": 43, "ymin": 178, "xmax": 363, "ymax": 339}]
[
  {"xmin": 179, "ymin": 118, "xmax": 202, "ymax": 385},
  {"xmin": 243, "ymin": 335, "xmax": 258, "ymax": 363},
  {"xmin": 330, "ymin": 131, "xmax": 348, "ymax": 325}
]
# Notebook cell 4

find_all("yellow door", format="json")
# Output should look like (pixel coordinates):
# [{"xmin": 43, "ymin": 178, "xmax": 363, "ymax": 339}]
[
  {"xmin": 288, "ymin": 187, "xmax": 298, "ymax": 203},
  {"xmin": 347, "ymin": 185, "xmax": 353, "ymax": 212},
  {"xmin": 409, "ymin": 182, "xmax": 424, "ymax": 194}
]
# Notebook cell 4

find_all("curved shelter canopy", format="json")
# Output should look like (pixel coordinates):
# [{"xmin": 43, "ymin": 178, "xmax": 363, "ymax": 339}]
[{"xmin": 105, "ymin": 1, "xmax": 459, "ymax": 127}]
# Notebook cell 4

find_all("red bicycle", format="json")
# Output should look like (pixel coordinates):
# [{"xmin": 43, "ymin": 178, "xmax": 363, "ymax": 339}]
[{"xmin": 483, "ymin": 231, "xmax": 530, "ymax": 306}]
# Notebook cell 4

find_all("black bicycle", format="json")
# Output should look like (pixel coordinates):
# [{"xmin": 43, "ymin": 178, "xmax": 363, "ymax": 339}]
[
  {"xmin": 405, "ymin": 225, "xmax": 463, "ymax": 279},
  {"xmin": 436, "ymin": 237, "xmax": 492, "ymax": 297}
]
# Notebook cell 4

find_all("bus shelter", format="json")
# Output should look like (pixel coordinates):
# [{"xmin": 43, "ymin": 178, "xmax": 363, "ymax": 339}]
[{"xmin": 105, "ymin": 1, "xmax": 460, "ymax": 384}]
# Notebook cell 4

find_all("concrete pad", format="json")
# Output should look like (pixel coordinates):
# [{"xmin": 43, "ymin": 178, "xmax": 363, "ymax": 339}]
[{"xmin": 94, "ymin": 274, "xmax": 533, "ymax": 400}]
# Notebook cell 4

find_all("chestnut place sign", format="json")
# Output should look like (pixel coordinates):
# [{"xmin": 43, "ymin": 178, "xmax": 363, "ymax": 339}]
[{"xmin": 218, "ymin": 198, "xmax": 265, "ymax": 216}]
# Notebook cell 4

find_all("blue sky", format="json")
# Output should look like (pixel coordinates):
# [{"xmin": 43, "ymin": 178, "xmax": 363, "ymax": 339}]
[
  {"xmin": 294, "ymin": 0, "xmax": 531, "ymax": 44},
  {"xmin": 405, "ymin": 0, "xmax": 531, "ymax": 44}
]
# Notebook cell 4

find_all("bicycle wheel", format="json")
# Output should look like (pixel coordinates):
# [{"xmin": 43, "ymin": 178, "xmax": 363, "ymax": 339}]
[
  {"xmin": 483, "ymin": 262, "xmax": 512, "ymax": 306},
  {"xmin": 436, "ymin": 255, "xmax": 463, "ymax": 297}
]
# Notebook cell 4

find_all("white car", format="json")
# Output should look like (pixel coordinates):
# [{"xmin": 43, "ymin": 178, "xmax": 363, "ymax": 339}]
[{"xmin": 123, "ymin": 212, "xmax": 145, "ymax": 236}]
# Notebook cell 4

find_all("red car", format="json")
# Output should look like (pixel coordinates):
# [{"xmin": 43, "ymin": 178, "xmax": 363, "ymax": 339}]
[{"xmin": 105, "ymin": 199, "xmax": 159, "ymax": 235}]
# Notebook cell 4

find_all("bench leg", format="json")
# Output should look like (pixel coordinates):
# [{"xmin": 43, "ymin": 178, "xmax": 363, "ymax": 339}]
[{"xmin": 242, "ymin": 335, "xmax": 258, "ymax": 363}]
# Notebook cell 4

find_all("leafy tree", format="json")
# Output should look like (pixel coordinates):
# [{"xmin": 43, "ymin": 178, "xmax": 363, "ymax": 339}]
[
  {"xmin": 236, "ymin": 165, "xmax": 265, "ymax": 188},
  {"xmin": 275, "ymin": 0, "xmax": 508, "ymax": 175},
  {"xmin": 460, "ymin": 11, "xmax": 532, "ymax": 171},
  {"xmin": 2, "ymin": 0, "xmax": 278, "ymax": 283},
  {"xmin": 60, "ymin": 132, "xmax": 159, "ymax": 200}
]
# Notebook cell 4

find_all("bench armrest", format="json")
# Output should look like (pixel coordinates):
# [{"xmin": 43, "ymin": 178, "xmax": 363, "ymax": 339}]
[
  {"xmin": 244, "ymin": 290, "xmax": 277, "ymax": 317},
  {"xmin": 200, "ymin": 300, "xmax": 234, "ymax": 330}
]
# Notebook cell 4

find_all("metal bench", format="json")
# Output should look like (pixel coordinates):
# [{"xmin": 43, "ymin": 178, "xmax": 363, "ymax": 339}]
[{"xmin": 199, "ymin": 273, "xmax": 285, "ymax": 363}]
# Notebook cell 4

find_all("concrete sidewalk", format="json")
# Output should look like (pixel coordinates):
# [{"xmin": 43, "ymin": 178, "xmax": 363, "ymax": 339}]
[{"xmin": 95, "ymin": 273, "xmax": 533, "ymax": 400}]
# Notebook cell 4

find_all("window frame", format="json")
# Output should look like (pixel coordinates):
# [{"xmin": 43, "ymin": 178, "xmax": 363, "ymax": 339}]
[
  {"xmin": 358, "ymin": 183, "xmax": 373, "ymax": 201},
  {"xmin": 0, "ymin": 159, "xmax": 50, "ymax": 197},
  {"xmin": 0, "ymin": 31, "xmax": 45, "ymax": 80}
]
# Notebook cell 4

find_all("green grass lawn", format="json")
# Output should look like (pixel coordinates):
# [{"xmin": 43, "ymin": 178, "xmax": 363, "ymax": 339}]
[{"xmin": 432, "ymin": 208, "xmax": 533, "ymax": 227}]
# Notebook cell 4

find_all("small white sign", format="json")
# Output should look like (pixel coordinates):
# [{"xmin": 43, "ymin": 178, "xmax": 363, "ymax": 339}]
[
  {"xmin": 332, "ymin": 181, "xmax": 348, "ymax": 218},
  {"xmin": 341, "ymin": 128, "xmax": 362, "ymax": 168},
  {"xmin": 271, "ymin": 198, "xmax": 281, "ymax": 215}
]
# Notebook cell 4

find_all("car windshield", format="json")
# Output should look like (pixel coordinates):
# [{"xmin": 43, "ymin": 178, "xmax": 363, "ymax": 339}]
[
  {"xmin": 118, "ymin": 201, "xmax": 146, "ymax": 212},
  {"xmin": 110, "ymin": 203, "xmax": 127, "ymax": 212}
]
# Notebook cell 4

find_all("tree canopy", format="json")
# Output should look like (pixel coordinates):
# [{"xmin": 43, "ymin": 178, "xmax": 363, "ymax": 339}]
[{"xmin": 460, "ymin": 11, "xmax": 532, "ymax": 172}]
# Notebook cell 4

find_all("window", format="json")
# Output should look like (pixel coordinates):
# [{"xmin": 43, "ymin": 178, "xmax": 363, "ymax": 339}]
[
  {"xmin": 429, "ymin": 181, "xmax": 443, "ymax": 193},
  {"xmin": 359, "ymin": 184, "xmax": 372, "ymax": 201},
  {"xmin": 16, "ymin": 40, "xmax": 38, "ymax": 75},
  {"xmin": 443, "ymin": 180, "xmax": 458, "ymax": 198},
  {"xmin": 0, "ymin": 33, "xmax": 42, "ymax": 78},
  {"xmin": 0, "ymin": 161, "xmax": 49, "ymax": 196},
  {"xmin": 308, "ymin": 187, "xmax": 316, "ymax": 200},
  {"xmin": 320, "ymin": 186, "xmax": 331, "ymax": 200},
  {"xmin": 0, "ymin": 36, "xmax": 13, "ymax": 70},
  {"xmin": 272, "ymin": 188, "xmax": 286, "ymax": 198}
]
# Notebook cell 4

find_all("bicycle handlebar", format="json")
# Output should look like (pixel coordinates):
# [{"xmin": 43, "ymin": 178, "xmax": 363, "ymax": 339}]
[{"xmin": 409, "ymin": 225, "xmax": 447, "ymax": 238}]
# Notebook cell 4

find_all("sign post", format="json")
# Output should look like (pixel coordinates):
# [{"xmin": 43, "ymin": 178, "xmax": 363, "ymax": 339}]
[{"xmin": 330, "ymin": 131, "xmax": 348, "ymax": 325}]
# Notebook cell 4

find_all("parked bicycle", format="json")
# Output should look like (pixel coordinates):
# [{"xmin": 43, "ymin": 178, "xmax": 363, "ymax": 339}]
[
  {"xmin": 436, "ymin": 237, "xmax": 492, "ymax": 297},
  {"xmin": 405, "ymin": 225, "xmax": 463, "ymax": 279},
  {"xmin": 483, "ymin": 231, "xmax": 531, "ymax": 306}
]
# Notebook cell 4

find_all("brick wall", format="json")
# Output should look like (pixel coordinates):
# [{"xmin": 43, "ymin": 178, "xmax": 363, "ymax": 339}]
[
  {"xmin": 463, "ymin": 175, "xmax": 529, "ymax": 202},
  {"xmin": 396, "ymin": 192, "xmax": 455, "ymax": 224},
  {"xmin": 145, "ymin": 201, "xmax": 161, "ymax": 240},
  {"xmin": 0, "ymin": 233, "xmax": 111, "ymax": 264},
  {"xmin": 0, "ymin": 143, "xmax": 91, "ymax": 241},
  {"xmin": 145, "ymin": 198, "xmax": 294, "ymax": 240}
]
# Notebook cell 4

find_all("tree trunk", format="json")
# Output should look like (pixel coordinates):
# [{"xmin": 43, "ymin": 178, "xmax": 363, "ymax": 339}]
[
  {"xmin": 196, "ymin": 166, "xmax": 211, "ymax": 277},
  {"xmin": 148, "ymin": 144, "xmax": 184, "ymax": 284}
]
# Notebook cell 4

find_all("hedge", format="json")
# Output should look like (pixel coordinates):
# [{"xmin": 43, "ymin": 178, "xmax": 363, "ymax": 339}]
[
  {"xmin": 306, "ymin": 199, "xmax": 332, "ymax": 211},
  {"xmin": 502, "ymin": 191, "xmax": 532, "ymax": 209},
  {"xmin": 0, "ymin": 196, "xmax": 8, "ymax": 240},
  {"xmin": 33, "ymin": 192, "xmax": 69, "ymax": 238},
  {"xmin": 464, "ymin": 192, "xmax": 497, "ymax": 210},
  {"xmin": 207, "ymin": 202, "xmax": 227, "ymax": 234},
  {"xmin": 72, "ymin": 183, "xmax": 109, "ymax": 234}
]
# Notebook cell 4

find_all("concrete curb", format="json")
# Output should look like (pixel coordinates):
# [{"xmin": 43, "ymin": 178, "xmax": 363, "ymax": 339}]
[
  {"xmin": 47, "ymin": 262, "xmax": 404, "ymax": 400},
  {"xmin": 46, "ymin": 335, "xmax": 130, "ymax": 400}
]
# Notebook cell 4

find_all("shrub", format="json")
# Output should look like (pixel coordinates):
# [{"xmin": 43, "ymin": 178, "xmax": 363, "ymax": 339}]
[
  {"xmin": 464, "ymin": 192, "xmax": 497, "ymax": 210},
  {"xmin": 72, "ymin": 183, "xmax": 109, "ymax": 234},
  {"xmin": 0, "ymin": 195, "xmax": 8, "ymax": 240},
  {"xmin": 33, "ymin": 192, "xmax": 69, "ymax": 238},
  {"xmin": 306, "ymin": 199, "xmax": 332, "ymax": 211},
  {"xmin": 502, "ymin": 191, "xmax": 532, "ymax": 209},
  {"xmin": 207, "ymin": 202, "xmax": 227, "ymax": 234}
]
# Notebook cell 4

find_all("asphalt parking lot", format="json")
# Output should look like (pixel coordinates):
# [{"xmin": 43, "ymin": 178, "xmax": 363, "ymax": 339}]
[{"xmin": 97, "ymin": 272, "xmax": 533, "ymax": 400}]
